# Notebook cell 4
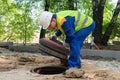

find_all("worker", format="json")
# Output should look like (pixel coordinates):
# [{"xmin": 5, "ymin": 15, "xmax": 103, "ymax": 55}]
[{"xmin": 39, "ymin": 10, "xmax": 95, "ymax": 72}]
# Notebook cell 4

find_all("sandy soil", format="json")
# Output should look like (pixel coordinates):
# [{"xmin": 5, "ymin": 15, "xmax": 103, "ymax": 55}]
[{"xmin": 0, "ymin": 48, "xmax": 120, "ymax": 80}]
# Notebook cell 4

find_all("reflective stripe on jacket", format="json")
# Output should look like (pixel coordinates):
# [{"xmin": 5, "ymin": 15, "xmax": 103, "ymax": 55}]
[{"xmin": 56, "ymin": 10, "xmax": 93, "ymax": 32}]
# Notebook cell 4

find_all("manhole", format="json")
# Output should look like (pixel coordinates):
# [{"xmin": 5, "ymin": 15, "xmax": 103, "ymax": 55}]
[{"xmin": 31, "ymin": 66, "xmax": 67, "ymax": 75}]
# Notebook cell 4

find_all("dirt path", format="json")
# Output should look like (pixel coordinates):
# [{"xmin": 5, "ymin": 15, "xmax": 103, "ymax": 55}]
[{"xmin": 0, "ymin": 48, "xmax": 120, "ymax": 80}]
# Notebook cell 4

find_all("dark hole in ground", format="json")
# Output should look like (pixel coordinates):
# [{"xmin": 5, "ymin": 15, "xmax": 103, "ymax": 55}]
[{"xmin": 31, "ymin": 66, "xmax": 67, "ymax": 75}]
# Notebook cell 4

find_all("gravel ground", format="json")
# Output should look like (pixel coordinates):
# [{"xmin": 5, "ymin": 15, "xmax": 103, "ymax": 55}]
[{"xmin": 82, "ymin": 59, "xmax": 120, "ymax": 72}]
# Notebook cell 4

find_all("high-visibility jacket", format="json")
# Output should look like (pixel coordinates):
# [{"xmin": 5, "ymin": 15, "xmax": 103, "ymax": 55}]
[{"xmin": 56, "ymin": 10, "xmax": 93, "ymax": 33}]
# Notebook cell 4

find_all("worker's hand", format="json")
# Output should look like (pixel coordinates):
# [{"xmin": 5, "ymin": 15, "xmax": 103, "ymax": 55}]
[
  {"xmin": 63, "ymin": 42, "xmax": 70, "ymax": 49},
  {"xmin": 50, "ymin": 34, "xmax": 57, "ymax": 40}
]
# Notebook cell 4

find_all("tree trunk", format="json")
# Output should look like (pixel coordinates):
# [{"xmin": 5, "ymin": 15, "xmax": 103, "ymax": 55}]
[
  {"xmin": 23, "ymin": 3, "xmax": 27, "ymax": 45},
  {"xmin": 92, "ymin": 0, "xmax": 106, "ymax": 45},
  {"xmin": 101, "ymin": 0, "xmax": 120, "ymax": 45},
  {"xmin": 39, "ymin": 0, "xmax": 50, "ymax": 42},
  {"xmin": 68, "ymin": 0, "xmax": 75, "ymax": 10}
]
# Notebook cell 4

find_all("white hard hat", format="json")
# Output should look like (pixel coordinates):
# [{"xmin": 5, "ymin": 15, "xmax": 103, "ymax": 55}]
[{"xmin": 39, "ymin": 11, "xmax": 53, "ymax": 29}]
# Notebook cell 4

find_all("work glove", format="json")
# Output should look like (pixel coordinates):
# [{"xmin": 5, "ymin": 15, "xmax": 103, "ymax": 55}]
[
  {"xmin": 63, "ymin": 42, "xmax": 70, "ymax": 49},
  {"xmin": 50, "ymin": 34, "xmax": 57, "ymax": 40}
]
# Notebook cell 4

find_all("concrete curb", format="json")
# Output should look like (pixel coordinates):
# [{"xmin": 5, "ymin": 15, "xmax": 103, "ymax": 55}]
[
  {"xmin": 81, "ymin": 49, "xmax": 120, "ymax": 61},
  {"xmin": 8, "ymin": 44, "xmax": 120, "ymax": 61},
  {"xmin": 8, "ymin": 45, "xmax": 40, "ymax": 53},
  {"xmin": 0, "ymin": 42, "xmax": 13, "ymax": 47}
]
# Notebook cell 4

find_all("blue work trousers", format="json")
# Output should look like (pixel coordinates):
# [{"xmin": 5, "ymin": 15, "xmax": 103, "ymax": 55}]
[{"xmin": 68, "ymin": 21, "xmax": 95, "ymax": 69}]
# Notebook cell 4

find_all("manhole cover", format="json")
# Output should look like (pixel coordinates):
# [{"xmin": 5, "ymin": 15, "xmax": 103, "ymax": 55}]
[{"xmin": 31, "ymin": 66, "xmax": 67, "ymax": 75}]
